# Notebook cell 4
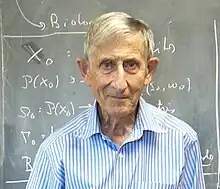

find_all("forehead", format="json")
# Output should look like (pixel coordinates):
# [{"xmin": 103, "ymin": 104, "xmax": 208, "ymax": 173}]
[{"xmin": 94, "ymin": 32, "xmax": 148, "ymax": 61}]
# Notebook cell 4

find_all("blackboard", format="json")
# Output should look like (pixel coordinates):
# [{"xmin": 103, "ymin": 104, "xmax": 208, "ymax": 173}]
[{"xmin": 0, "ymin": 0, "xmax": 220, "ymax": 188}]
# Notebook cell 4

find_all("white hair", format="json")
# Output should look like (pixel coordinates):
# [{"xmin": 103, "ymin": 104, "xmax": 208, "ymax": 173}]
[{"xmin": 84, "ymin": 12, "xmax": 155, "ymax": 61}]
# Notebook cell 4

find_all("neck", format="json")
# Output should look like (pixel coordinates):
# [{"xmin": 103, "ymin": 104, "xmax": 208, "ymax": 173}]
[{"xmin": 97, "ymin": 103, "xmax": 139, "ymax": 145}]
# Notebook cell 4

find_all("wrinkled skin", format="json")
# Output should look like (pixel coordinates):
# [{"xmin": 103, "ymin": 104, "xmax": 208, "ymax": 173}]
[{"xmin": 77, "ymin": 32, "xmax": 159, "ymax": 145}]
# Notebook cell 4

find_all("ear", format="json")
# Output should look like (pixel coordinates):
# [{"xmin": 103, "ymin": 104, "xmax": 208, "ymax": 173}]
[
  {"xmin": 76, "ymin": 57, "xmax": 91, "ymax": 86},
  {"xmin": 144, "ymin": 57, "xmax": 159, "ymax": 85}
]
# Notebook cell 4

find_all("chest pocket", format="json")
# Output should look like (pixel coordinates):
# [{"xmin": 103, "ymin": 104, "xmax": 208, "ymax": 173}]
[{"xmin": 132, "ymin": 182, "xmax": 180, "ymax": 189}]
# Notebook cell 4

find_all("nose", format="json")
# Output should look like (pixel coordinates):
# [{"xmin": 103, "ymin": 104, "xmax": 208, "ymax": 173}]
[{"xmin": 112, "ymin": 65, "xmax": 128, "ymax": 93}]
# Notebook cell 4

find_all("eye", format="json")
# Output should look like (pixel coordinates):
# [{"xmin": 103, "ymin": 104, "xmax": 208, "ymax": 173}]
[
  {"xmin": 123, "ymin": 59, "xmax": 139, "ymax": 72},
  {"xmin": 100, "ymin": 59, "xmax": 114, "ymax": 71}
]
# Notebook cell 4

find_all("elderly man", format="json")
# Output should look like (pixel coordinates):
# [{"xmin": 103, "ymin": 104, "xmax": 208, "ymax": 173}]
[{"xmin": 26, "ymin": 12, "xmax": 205, "ymax": 189}]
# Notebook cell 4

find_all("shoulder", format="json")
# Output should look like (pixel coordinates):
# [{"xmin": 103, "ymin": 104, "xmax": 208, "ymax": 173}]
[
  {"xmin": 144, "ymin": 102, "xmax": 199, "ymax": 147},
  {"xmin": 37, "ymin": 108, "xmax": 91, "ymax": 156}
]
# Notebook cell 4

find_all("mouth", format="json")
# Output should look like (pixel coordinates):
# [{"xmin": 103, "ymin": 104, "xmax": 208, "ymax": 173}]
[{"xmin": 108, "ymin": 96, "xmax": 129, "ymax": 99}]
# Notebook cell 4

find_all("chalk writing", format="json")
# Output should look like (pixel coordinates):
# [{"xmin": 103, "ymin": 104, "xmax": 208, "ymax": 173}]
[
  {"xmin": 21, "ymin": 74, "xmax": 84, "ymax": 88},
  {"xmin": 21, "ymin": 156, "xmax": 32, "ymax": 172},
  {"xmin": 50, "ymin": 12, "xmax": 92, "ymax": 29},
  {"xmin": 21, "ymin": 74, "xmax": 59, "ymax": 89},
  {"xmin": 16, "ymin": 0, "xmax": 45, "ymax": 30},
  {"xmin": 157, "ymin": 100, "xmax": 176, "ymax": 114},
  {"xmin": 18, "ymin": 106, "xmax": 35, "ymax": 119},
  {"xmin": 22, "ymin": 41, "xmax": 51, "ymax": 65},
  {"xmin": 146, "ymin": 77, "xmax": 191, "ymax": 96},
  {"xmin": 21, "ymin": 131, "xmax": 37, "ymax": 146},
  {"xmin": 26, "ymin": 47, "xmax": 53, "ymax": 65},
  {"xmin": 18, "ymin": 102, "xmax": 95, "ymax": 119},
  {"xmin": 4, "ymin": 31, "xmax": 86, "ymax": 38},
  {"xmin": 45, "ymin": 101, "xmax": 75, "ymax": 116},
  {"xmin": 66, "ymin": 50, "xmax": 71, "ymax": 57},
  {"xmin": 21, "ymin": 126, "xmax": 54, "ymax": 146},
  {"xmin": 153, "ymin": 37, "xmax": 176, "ymax": 54},
  {"xmin": 69, "ymin": 76, "xmax": 76, "ymax": 84},
  {"xmin": 202, "ymin": 149, "xmax": 214, "ymax": 167},
  {"xmin": 18, "ymin": 101, "xmax": 76, "ymax": 118},
  {"xmin": 78, "ymin": 104, "xmax": 92, "ymax": 109},
  {"xmin": 27, "ymin": 48, "xmax": 43, "ymax": 63}
]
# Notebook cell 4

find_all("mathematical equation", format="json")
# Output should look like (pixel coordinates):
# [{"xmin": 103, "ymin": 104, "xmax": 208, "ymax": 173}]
[
  {"xmin": 146, "ymin": 77, "xmax": 191, "ymax": 96},
  {"xmin": 21, "ymin": 74, "xmax": 84, "ymax": 89},
  {"xmin": 21, "ymin": 40, "xmax": 79, "ymax": 65},
  {"xmin": 18, "ymin": 101, "xmax": 92, "ymax": 119},
  {"xmin": 21, "ymin": 126, "xmax": 54, "ymax": 146}
]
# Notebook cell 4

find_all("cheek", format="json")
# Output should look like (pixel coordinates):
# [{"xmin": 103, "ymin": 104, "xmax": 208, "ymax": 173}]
[
  {"xmin": 92, "ymin": 73, "xmax": 110, "ymax": 90},
  {"xmin": 128, "ymin": 75, "xmax": 146, "ymax": 91}
]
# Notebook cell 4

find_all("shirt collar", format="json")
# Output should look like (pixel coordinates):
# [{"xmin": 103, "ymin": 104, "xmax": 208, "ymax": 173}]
[
  {"xmin": 136, "ymin": 97, "xmax": 168, "ymax": 133},
  {"xmin": 82, "ymin": 97, "xmax": 167, "ymax": 139}
]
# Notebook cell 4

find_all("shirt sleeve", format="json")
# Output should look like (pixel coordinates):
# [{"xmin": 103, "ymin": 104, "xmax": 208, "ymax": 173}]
[
  {"xmin": 180, "ymin": 139, "xmax": 206, "ymax": 189},
  {"xmin": 25, "ymin": 146, "xmax": 64, "ymax": 189}
]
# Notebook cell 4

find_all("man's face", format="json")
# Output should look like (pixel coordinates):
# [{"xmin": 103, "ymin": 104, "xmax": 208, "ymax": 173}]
[{"xmin": 77, "ymin": 33, "xmax": 158, "ymax": 116}]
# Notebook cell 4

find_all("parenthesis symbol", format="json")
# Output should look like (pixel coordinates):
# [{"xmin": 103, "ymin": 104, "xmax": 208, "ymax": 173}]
[{"xmin": 146, "ymin": 85, "xmax": 151, "ymax": 96}]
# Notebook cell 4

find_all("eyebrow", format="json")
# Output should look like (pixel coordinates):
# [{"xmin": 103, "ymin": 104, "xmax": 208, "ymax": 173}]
[
  {"xmin": 99, "ymin": 58, "xmax": 113, "ymax": 63},
  {"xmin": 99, "ymin": 55, "xmax": 142, "ymax": 61},
  {"xmin": 123, "ymin": 58, "xmax": 140, "ymax": 62}
]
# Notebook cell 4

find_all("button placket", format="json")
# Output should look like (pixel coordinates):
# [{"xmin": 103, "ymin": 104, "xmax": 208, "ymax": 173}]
[{"xmin": 113, "ymin": 146, "xmax": 126, "ymax": 189}]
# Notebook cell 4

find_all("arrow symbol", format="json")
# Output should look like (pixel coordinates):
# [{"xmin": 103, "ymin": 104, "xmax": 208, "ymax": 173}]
[
  {"xmin": 78, "ymin": 104, "xmax": 92, "ymax": 109},
  {"xmin": 16, "ymin": 0, "xmax": 46, "ymax": 30}
]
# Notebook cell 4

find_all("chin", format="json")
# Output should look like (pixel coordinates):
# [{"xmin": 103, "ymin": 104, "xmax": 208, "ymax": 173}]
[
  {"xmin": 108, "ymin": 107, "xmax": 134, "ymax": 117},
  {"xmin": 101, "ymin": 98, "xmax": 137, "ymax": 116}
]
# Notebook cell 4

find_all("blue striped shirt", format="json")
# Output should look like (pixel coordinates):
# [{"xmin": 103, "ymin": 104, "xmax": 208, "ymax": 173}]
[{"xmin": 26, "ymin": 97, "xmax": 206, "ymax": 189}]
